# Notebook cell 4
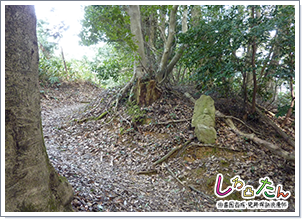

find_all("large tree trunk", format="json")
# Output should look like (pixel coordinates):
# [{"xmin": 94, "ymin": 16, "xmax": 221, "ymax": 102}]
[{"xmin": 5, "ymin": 5, "xmax": 73, "ymax": 212}]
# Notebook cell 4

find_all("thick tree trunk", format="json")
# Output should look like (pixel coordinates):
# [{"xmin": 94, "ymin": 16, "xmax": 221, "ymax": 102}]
[{"xmin": 5, "ymin": 5, "xmax": 73, "ymax": 212}]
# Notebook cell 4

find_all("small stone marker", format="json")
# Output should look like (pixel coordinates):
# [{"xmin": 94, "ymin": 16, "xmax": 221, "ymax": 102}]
[{"xmin": 192, "ymin": 95, "xmax": 217, "ymax": 144}]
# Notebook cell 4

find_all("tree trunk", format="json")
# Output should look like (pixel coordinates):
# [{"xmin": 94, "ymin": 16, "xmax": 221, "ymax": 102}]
[
  {"xmin": 61, "ymin": 46, "xmax": 69, "ymax": 80},
  {"xmin": 128, "ymin": 5, "xmax": 147, "ymax": 77},
  {"xmin": 282, "ymin": 76, "xmax": 295, "ymax": 127},
  {"xmin": 5, "ymin": 5, "xmax": 73, "ymax": 212},
  {"xmin": 251, "ymin": 6, "xmax": 258, "ymax": 113},
  {"xmin": 156, "ymin": 5, "xmax": 179, "ymax": 82}
]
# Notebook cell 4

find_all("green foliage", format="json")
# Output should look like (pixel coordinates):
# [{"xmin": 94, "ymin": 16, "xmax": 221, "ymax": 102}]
[
  {"xmin": 179, "ymin": 5, "xmax": 295, "ymax": 107},
  {"xmin": 79, "ymin": 5, "xmax": 136, "ymax": 51},
  {"xmin": 88, "ymin": 44, "xmax": 134, "ymax": 87},
  {"xmin": 93, "ymin": 57, "xmax": 121, "ymax": 82}
]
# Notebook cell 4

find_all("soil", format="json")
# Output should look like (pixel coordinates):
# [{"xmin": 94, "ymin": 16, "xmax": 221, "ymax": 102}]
[{"xmin": 40, "ymin": 81, "xmax": 296, "ymax": 213}]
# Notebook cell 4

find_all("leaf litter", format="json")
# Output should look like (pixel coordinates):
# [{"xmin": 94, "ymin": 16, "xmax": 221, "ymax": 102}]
[{"xmin": 41, "ymin": 82, "xmax": 295, "ymax": 212}]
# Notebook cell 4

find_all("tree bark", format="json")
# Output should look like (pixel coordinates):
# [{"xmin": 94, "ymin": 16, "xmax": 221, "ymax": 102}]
[
  {"xmin": 128, "ymin": 5, "xmax": 147, "ymax": 77},
  {"xmin": 5, "ymin": 5, "xmax": 73, "ymax": 212},
  {"xmin": 165, "ymin": 5, "xmax": 188, "ymax": 78},
  {"xmin": 157, "ymin": 5, "xmax": 179, "ymax": 82},
  {"xmin": 282, "ymin": 76, "xmax": 295, "ymax": 127},
  {"xmin": 251, "ymin": 6, "xmax": 258, "ymax": 113}
]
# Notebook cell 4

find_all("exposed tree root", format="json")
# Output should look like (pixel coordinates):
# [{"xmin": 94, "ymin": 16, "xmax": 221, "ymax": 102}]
[
  {"xmin": 76, "ymin": 111, "xmax": 108, "ymax": 124},
  {"xmin": 215, "ymin": 110, "xmax": 295, "ymax": 161},
  {"xmin": 216, "ymin": 114, "xmax": 262, "ymax": 136},
  {"xmin": 153, "ymin": 137, "xmax": 194, "ymax": 166},
  {"xmin": 255, "ymin": 106, "xmax": 295, "ymax": 148},
  {"xmin": 184, "ymin": 92, "xmax": 295, "ymax": 162},
  {"xmin": 114, "ymin": 80, "xmax": 134, "ymax": 112},
  {"xmin": 153, "ymin": 146, "xmax": 183, "ymax": 166},
  {"xmin": 189, "ymin": 142, "xmax": 242, "ymax": 152}
]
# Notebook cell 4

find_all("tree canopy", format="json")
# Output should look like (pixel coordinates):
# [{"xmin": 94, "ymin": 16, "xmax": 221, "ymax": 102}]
[{"xmin": 73, "ymin": 5, "xmax": 295, "ymax": 116}]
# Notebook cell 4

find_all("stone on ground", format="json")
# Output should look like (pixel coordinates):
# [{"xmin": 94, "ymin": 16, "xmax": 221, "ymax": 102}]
[{"xmin": 192, "ymin": 95, "xmax": 217, "ymax": 144}]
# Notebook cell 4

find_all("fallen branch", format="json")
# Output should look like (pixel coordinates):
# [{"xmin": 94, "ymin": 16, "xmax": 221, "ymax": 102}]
[{"xmin": 256, "ymin": 103, "xmax": 275, "ymax": 117}]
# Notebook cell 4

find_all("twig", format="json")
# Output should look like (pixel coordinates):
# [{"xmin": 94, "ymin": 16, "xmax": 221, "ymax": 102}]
[
  {"xmin": 136, "ymin": 170, "xmax": 158, "ymax": 175},
  {"xmin": 188, "ymin": 185, "xmax": 215, "ymax": 203},
  {"xmin": 163, "ymin": 162, "xmax": 185, "ymax": 187},
  {"xmin": 164, "ymin": 163, "xmax": 215, "ymax": 203},
  {"xmin": 119, "ymin": 114, "xmax": 132, "ymax": 127},
  {"xmin": 110, "ymin": 156, "xmax": 114, "ymax": 166}
]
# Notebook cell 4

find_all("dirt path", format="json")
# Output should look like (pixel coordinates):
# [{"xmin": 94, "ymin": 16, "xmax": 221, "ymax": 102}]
[
  {"xmin": 40, "ymin": 82, "xmax": 295, "ymax": 213},
  {"xmin": 40, "ymin": 83, "xmax": 216, "ymax": 212}
]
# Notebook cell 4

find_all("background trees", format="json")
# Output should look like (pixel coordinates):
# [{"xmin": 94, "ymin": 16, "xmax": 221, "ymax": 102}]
[
  {"xmin": 79, "ymin": 5, "xmax": 295, "ymax": 118},
  {"xmin": 5, "ymin": 5, "xmax": 73, "ymax": 212},
  {"xmin": 180, "ymin": 5, "xmax": 295, "ymax": 116}
]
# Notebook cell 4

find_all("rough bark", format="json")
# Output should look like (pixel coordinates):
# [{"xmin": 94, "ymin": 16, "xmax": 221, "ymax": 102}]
[
  {"xmin": 5, "ymin": 5, "xmax": 73, "ymax": 212},
  {"xmin": 136, "ymin": 79, "xmax": 162, "ymax": 106}
]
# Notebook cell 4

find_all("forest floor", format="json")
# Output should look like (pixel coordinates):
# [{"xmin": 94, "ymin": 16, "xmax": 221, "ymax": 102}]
[{"xmin": 40, "ymin": 81, "xmax": 296, "ymax": 213}]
